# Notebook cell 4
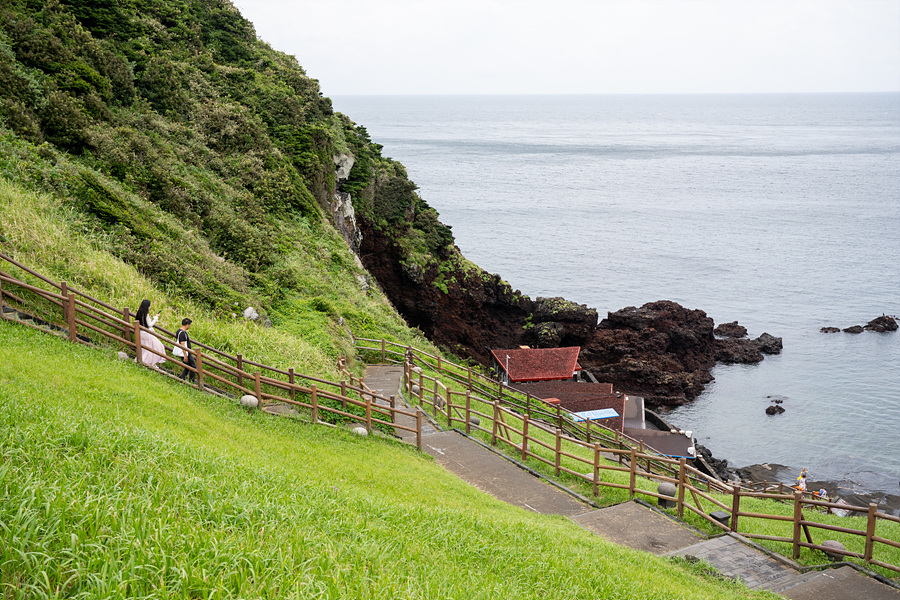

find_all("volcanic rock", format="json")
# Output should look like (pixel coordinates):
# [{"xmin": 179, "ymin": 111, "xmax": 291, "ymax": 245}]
[
  {"xmin": 865, "ymin": 315, "xmax": 898, "ymax": 333},
  {"xmin": 714, "ymin": 338, "xmax": 764, "ymax": 364},
  {"xmin": 714, "ymin": 321, "xmax": 748, "ymax": 338},
  {"xmin": 765, "ymin": 405, "xmax": 785, "ymax": 415},
  {"xmin": 820, "ymin": 327, "xmax": 841, "ymax": 333},
  {"xmin": 843, "ymin": 325, "xmax": 864, "ymax": 334},
  {"xmin": 755, "ymin": 332, "xmax": 783, "ymax": 355}
]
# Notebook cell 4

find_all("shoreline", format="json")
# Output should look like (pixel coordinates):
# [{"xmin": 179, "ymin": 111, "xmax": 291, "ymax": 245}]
[{"xmin": 730, "ymin": 462, "xmax": 900, "ymax": 517}]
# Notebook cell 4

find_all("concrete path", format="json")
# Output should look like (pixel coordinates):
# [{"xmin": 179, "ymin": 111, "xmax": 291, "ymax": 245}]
[{"xmin": 362, "ymin": 364, "xmax": 900, "ymax": 600}]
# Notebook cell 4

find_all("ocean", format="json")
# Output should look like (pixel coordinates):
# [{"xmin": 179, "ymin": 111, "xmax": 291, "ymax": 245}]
[{"xmin": 331, "ymin": 93, "xmax": 900, "ymax": 496}]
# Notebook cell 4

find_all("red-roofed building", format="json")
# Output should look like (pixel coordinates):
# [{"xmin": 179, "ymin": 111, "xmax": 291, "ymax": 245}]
[{"xmin": 490, "ymin": 347, "xmax": 582, "ymax": 385}]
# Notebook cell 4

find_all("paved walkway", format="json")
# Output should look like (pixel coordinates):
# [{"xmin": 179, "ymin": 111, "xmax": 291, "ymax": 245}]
[{"xmin": 362, "ymin": 364, "xmax": 900, "ymax": 600}]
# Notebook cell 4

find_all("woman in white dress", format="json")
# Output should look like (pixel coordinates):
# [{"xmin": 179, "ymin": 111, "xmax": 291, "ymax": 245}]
[{"xmin": 135, "ymin": 299, "xmax": 166, "ymax": 368}]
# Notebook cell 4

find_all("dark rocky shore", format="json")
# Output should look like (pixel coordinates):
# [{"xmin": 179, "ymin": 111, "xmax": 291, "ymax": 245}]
[
  {"xmin": 359, "ymin": 225, "xmax": 781, "ymax": 408},
  {"xmin": 734, "ymin": 463, "xmax": 900, "ymax": 517}
]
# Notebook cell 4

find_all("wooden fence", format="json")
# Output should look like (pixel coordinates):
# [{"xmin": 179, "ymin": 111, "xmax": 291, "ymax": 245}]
[
  {"xmin": 355, "ymin": 336, "xmax": 900, "ymax": 575},
  {"xmin": 2, "ymin": 253, "xmax": 897, "ymax": 576},
  {"xmin": 0, "ymin": 253, "xmax": 424, "ymax": 450}
]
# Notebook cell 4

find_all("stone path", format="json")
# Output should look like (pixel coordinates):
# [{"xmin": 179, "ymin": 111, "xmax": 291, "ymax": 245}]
[{"xmin": 362, "ymin": 363, "xmax": 900, "ymax": 600}]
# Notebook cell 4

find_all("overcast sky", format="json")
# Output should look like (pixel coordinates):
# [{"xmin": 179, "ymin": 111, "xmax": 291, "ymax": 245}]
[{"xmin": 230, "ymin": 0, "xmax": 900, "ymax": 95}]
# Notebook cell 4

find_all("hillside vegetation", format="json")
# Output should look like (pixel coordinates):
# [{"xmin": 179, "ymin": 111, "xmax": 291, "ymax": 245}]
[
  {"xmin": 0, "ymin": 322, "xmax": 777, "ymax": 599},
  {"xmin": 0, "ymin": 0, "xmax": 455, "ymax": 377}
]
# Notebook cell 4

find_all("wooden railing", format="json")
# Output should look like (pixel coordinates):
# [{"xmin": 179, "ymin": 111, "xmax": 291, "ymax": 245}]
[
  {"xmin": 0, "ymin": 252, "xmax": 424, "ymax": 449},
  {"xmin": 355, "ymin": 336, "xmax": 900, "ymax": 575},
  {"xmin": 354, "ymin": 336, "xmax": 729, "ymax": 493}
]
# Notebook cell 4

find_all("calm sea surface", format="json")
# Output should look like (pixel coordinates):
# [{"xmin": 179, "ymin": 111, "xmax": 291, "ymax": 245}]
[{"xmin": 332, "ymin": 94, "xmax": 900, "ymax": 496}]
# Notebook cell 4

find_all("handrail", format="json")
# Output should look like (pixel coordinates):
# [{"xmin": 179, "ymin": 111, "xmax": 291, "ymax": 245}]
[
  {"xmin": 0, "ymin": 256, "xmax": 423, "ymax": 451},
  {"xmin": 355, "ymin": 338, "xmax": 900, "ymax": 575}
]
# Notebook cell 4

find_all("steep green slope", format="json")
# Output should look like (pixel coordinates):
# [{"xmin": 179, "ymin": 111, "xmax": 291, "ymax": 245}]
[
  {"xmin": 0, "ymin": 0, "xmax": 453, "ymax": 373},
  {"xmin": 0, "ymin": 322, "xmax": 776, "ymax": 599}
]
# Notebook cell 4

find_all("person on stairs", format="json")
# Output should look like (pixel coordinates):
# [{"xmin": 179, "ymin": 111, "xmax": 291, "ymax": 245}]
[
  {"xmin": 135, "ymin": 299, "xmax": 166, "ymax": 370},
  {"xmin": 176, "ymin": 317, "xmax": 195, "ymax": 383}
]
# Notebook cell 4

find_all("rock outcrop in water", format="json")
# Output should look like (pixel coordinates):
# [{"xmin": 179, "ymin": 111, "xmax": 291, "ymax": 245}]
[
  {"xmin": 822, "ymin": 315, "xmax": 897, "ymax": 334},
  {"xmin": 358, "ymin": 220, "xmax": 778, "ymax": 408}
]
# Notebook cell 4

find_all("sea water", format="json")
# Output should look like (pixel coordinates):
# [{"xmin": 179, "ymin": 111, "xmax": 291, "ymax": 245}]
[{"xmin": 332, "ymin": 94, "xmax": 900, "ymax": 495}]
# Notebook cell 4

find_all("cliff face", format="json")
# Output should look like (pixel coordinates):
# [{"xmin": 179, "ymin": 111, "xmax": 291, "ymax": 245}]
[{"xmin": 357, "ymin": 217, "xmax": 597, "ymax": 363}]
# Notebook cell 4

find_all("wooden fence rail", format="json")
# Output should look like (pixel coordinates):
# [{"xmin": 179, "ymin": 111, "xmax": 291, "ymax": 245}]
[
  {"xmin": 3, "ymin": 256, "xmax": 897, "ymax": 576},
  {"xmin": 0, "ymin": 256, "xmax": 423, "ymax": 450},
  {"xmin": 363, "ymin": 339, "xmax": 900, "ymax": 575}
]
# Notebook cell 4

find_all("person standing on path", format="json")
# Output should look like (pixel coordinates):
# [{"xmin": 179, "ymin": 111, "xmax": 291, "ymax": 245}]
[
  {"xmin": 176, "ymin": 318, "xmax": 195, "ymax": 382},
  {"xmin": 135, "ymin": 299, "xmax": 166, "ymax": 369}
]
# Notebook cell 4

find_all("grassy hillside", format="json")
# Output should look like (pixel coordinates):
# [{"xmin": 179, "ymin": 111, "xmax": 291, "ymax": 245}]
[
  {"xmin": 0, "ymin": 0, "xmax": 456, "ymax": 379},
  {"xmin": 0, "ymin": 323, "xmax": 777, "ymax": 599}
]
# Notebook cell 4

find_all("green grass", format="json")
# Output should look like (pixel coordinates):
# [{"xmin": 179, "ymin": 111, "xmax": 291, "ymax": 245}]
[
  {"xmin": 402, "ymin": 357, "xmax": 900, "ymax": 580},
  {"xmin": 0, "ymin": 322, "xmax": 779, "ymax": 599}
]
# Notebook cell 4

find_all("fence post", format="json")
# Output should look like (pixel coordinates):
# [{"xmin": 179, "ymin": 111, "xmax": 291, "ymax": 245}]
[
  {"xmin": 288, "ymin": 368, "xmax": 295, "ymax": 403},
  {"xmin": 60, "ymin": 280, "xmax": 68, "ymax": 327},
  {"xmin": 389, "ymin": 395, "xmax": 396, "ymax": 423},
  {"xmin": 586, "ymin": 418, "xmax": 591, "ymax": 444},
  {"xmin": 365, "ymin": 392, "xmax": 372, "ymax": 432},
  {"xmin": 134, "ymin": 322, "xmax": 143, "ymax": 365},
  {"xmin": 254, "ymin": 371, "xmax": 262, "ymax": 408},
  {"xmin": 340, "ymin": 380, "xmax": 347, "ymax": 410},
  {"xmin": 593, "ymin": 443, "xmax": 601, "ymax": 497},
  {"xmin": 629, "ymin": 447, "xmax": 637, "ymax": 498},
  {"xmin": 465, "ymin": 391, "xmax": 471, "ymax": 434},
  {"xmin": 236, "ymin": 354, "xmax": 243, "ymax": 389},
  {"xmin": 445, "ymin": 388, "xmax": 452, "ymax": 427},
  {"xmin": 0, "ymin": 275, "xmax": 5, "ymax": 313},
  {"xmin": 731, "ymin": 484, "xmax": 741, "ymax": 532},
  {"xmin": 437, "ymin": 355, "xmax": 442, "ymax": 374},
  {"xmin": 432, "ymin": 378, "xmax": 439, "ymax": 417},
  {"xmin": 864, "ymin": 502, "xmax": 877, "ymax": 562},
  {"xmin": 557, "ymin": 404, "xmax": 562, "ymax": 431},
  {"xmin": 311, "ymin": 385, "xmax": 318, "ymax": 424},
  {"xmin": 418, "ymin": 371, "xmax": 424, "ymax": 405},
  {"xmin": 467, "ymin": 366, "xmax": 472, "ymax": 393},
  {"xmin": 526, "ymin": 392, "xmax": 531, "ymax": 415},
  {"xmin": 381, "ymin": 338, "xmax": 386, "ymax": 362},
  {"xmin": 415, "ymin": 407, "xmax": 423, "ymax": 451},
  {"xmin": 491, "ymin": 401, "xmax": 499, "ymax": 446},
  {"xmin": 122, "ymin": 307, "xmax": 130, "ymax": 341},
  {"xmin": 677, "ymin": 457, "xmax": 687, "ymax": 519},
  {"xmin": 555, "ymin": 429, "xmax": 562, "ymax": 476},
  {"xmin": 792, "ymin": 491, "xmax": 803, "ymax": 559},
  {"xmin": 66, "ymin": 293, "xmax": 77, "ymax": 342},
  {"xmin": 195, "ymin": 349, "xmax": 204, "ymax": 391},
  {"xmin": 521, "ymin": 415, "xmax": 529, "ymax": 461}
]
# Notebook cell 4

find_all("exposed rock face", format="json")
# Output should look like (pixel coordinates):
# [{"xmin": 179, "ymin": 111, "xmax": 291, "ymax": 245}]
[
  {"xmin": 714, "ymin": 321, "xmax": 747, "ymax": 338},
  {"xmin": 357, "ymin": 218, "xmax": 778, "ymax": 407},
  {"xmin": 755, "ymin": 333, "xmax": 783, "ymax": 354},
  {"xmin": 865, "ymin": 315, "xmax": 898, "ymax": 332},
  {"xmin": 581, "ymin": 302, "xmax": 718, "ymax": 406},
  {"xmin": 331, "ymin": 154, "xmax": 362, "ymax": 252}
]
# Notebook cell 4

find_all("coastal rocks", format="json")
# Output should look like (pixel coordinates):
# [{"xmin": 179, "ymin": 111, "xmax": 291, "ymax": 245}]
[
  {"xmin": 582, "ymin": 301, "xmax": 718, "ymax": 405},
  {"xmin": 714, "ymin": 321, "xmax": 747, "ymax": 338},
  {"xmin": 695, "ymin": 443, "xmax": 731, "ymax": 481},
  {"xmin": 765, "ymin": 405, "xmax": 785, "ymax": 415},
  {"xmin": 865, "ymin": 315, "xmax": 898, "ymax": 332},
  {"xmin": 713, "ymin": 333, "xmax": 781, "ymax": 365},
  {"xmin": 822, "ymin": 315, "xmax": 897, "ymax": 334},
  {"xmin": 755, "ymin": 332, "xmax": 783, "ymax": 354}
]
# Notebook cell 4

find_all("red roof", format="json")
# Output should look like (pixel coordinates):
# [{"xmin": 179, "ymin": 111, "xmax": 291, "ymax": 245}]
[{"xmin": 490, "ymin": 347, "xmax": 581, "ymax": 382}]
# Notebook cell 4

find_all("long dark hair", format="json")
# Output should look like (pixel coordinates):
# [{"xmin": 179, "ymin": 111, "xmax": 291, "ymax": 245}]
[{"xmin": 135, "ymin": 299, "xmax": 151, "ymax": 328}]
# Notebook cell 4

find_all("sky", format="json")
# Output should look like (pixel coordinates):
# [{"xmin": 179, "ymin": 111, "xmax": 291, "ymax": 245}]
[{"xmin": 230, "ymin": 0, "xmax": 900, "ymax": 95}]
